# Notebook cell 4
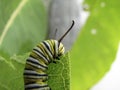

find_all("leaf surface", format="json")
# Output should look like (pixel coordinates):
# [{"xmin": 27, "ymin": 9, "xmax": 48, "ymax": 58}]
[
  {"xmin": 0, "ymin": 0, "xmax": 47, "ymax": 58},
  {"xmin": 70, "ymin": 0, "xmax": 120, "ymax": 90},
  {"xmin": 48, "ymin": 53, "xmax": 70, "ymax": 90}
]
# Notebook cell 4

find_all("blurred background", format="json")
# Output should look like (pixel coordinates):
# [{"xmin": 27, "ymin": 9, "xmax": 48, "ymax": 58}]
[{"xmin": 0, "ymin": 0, "xmax": 120, "ymax": 90}]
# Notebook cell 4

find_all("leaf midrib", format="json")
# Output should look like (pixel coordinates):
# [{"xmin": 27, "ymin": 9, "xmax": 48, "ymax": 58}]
[{"xmin": 0, "ymin": 0, "xmax": 28, "ymax": 46}]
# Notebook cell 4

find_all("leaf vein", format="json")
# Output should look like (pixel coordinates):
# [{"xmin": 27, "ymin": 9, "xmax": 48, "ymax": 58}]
[{"xmin": 0, "ymin": 0, "xmax": 28, "ymax": 46}]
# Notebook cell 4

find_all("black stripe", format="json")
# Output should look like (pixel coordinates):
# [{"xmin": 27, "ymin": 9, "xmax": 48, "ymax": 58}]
[
  {"xmin": 27, "ymin": 57, "xmax": 48, "ymax": 69},
  {"xmin": 42, "ymin": 41, "xmax": 53, "ymax": 57},
  {"xmin": 37, "ymin": 44, "xmax": 51, "ymax": 62},
  {"xmin": 25, "ymin": 81, "xmax": 35, "ymax": 85},
  {"xmin": 24, "ymin": 68, "xmax": 32, "ymax": 71},
  {"xmin": 59, "ymin": 45, "xmax": 64, "ymax": 51},
  {"xmin": 24, "ymin": 72, "xmax": 48, "ymax": 77},
  {"xmin": 33, "ymin": 48, "xmax": 50, "ymax": 63},
  {"xmin": 53, "ymin": 41, "xmax": 56, "ymax": 59}
]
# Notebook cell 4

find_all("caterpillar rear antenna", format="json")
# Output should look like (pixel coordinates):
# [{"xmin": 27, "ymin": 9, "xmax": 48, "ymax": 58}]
[{"xmin": 58, "ymin": 20, "xmax": 75, "ymax": 43}]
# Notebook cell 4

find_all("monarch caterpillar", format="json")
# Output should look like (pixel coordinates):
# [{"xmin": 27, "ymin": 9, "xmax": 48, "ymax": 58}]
[{"xmin": 24, "ymin": 20, "xmax": 75, "ymax": 90}]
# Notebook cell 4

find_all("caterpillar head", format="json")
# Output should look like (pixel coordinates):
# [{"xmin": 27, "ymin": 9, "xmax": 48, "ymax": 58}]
[{"xmin": 52, "ymin": 40, "xmax": 65, "ymax": 60}]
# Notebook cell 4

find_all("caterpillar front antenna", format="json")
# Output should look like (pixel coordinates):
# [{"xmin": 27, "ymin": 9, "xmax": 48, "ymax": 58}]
[{"xmin": 58, "ymin": 20, "xmax": 75, "ymax": 43}]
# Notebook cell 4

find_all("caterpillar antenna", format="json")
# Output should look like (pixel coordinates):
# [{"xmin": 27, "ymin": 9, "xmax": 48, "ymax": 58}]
[{"xmin": 58, "ymin": 20, "xmax": 75, "ymax": 43}]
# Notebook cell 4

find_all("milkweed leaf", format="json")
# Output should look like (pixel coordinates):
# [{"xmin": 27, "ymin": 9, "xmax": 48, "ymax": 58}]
[
  {"xmin": 0, "ymin": 0, "xmax": 47, "ymax": 58},
  {"xmin": 48, "ymin": 53, "xmax": 70, "ymax": 90},
  {"xmin": 71, "ymin": 0, "xmax": 120, "ymax": 90}
]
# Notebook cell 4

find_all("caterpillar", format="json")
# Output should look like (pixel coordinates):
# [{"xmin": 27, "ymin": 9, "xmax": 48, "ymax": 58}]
[{"xmin": 24, "ymin": 20, "xmax": 75, "ymax": 90}]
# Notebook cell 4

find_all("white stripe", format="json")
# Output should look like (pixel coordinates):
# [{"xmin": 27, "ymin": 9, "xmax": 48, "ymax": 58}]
[
  {"xmin": 55, "ymin": 40, "xmax": 58, "ymax": 56},
  {"xmin": 34, "ymin": 46, "xmax": 44, "ymax": 55},
  {"xmin": 26, "ymin": 62, "xmax": 46, "ymax": 70},
  {"xmin": 44, "ymin": 41, "xmax": 54, "ymax": 56},
  {"xmin": 26, "ymin": 57, "xmax": 47, "ymax": 70},
  {"xmin": 33, "ymin": 48, "xmax": 50, "ymax": 63},
  {"xmin": 25, "ymin": 83, "xmax": 48, "ymax": 88},
  {"xmin": 25, "ymin": 83, "xmax": 40, "ymax": 88},
  {"xmin": 24, "ymin": 70, "xmax": 47, "ymax": 79},
  {"xmin": 42, "ymin": 42, "xmax": 53, "ymax": 59},
  {"xmin": 45, "ymin": 41, "xmax": 52, "ymax": 51},
  {"xmin": 24, "ymin": 69, "xmax": 46, "ymax": 75},
  {"xmin": 24, "ymin": 75, "xmax": 47, "ymax": 79},
  {"xmin": 0, "ymin": 0, "xmax": 28, "ymax": 46},
  {"xmin": 28, "ymin": 57, "xmax": 41, "ymax": 65}
]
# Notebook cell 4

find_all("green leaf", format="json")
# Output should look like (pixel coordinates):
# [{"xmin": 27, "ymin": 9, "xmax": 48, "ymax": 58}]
[
  {"xmin": 48, "ymin": 53, "xmax": 70, "ymax": 90},
  {"xmin": 0, "ymin": 0, "xmax": 21, "ymax": 34},
  {"xmin": 0, "ymin": 53, "xmax": 29, "ymax": 90},
  {"xmin": 71, "ymin": 0, "xmax": 120, "ymax": 90},
  {"xmin": 0, "ymin": 0, "xmax": 47, "ymax": 58}
]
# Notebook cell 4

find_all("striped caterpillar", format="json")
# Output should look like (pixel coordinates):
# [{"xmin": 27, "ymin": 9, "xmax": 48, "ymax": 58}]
[{"xmin": 24, "ymin": 20, "xmax": 75, "ymax": 90}]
